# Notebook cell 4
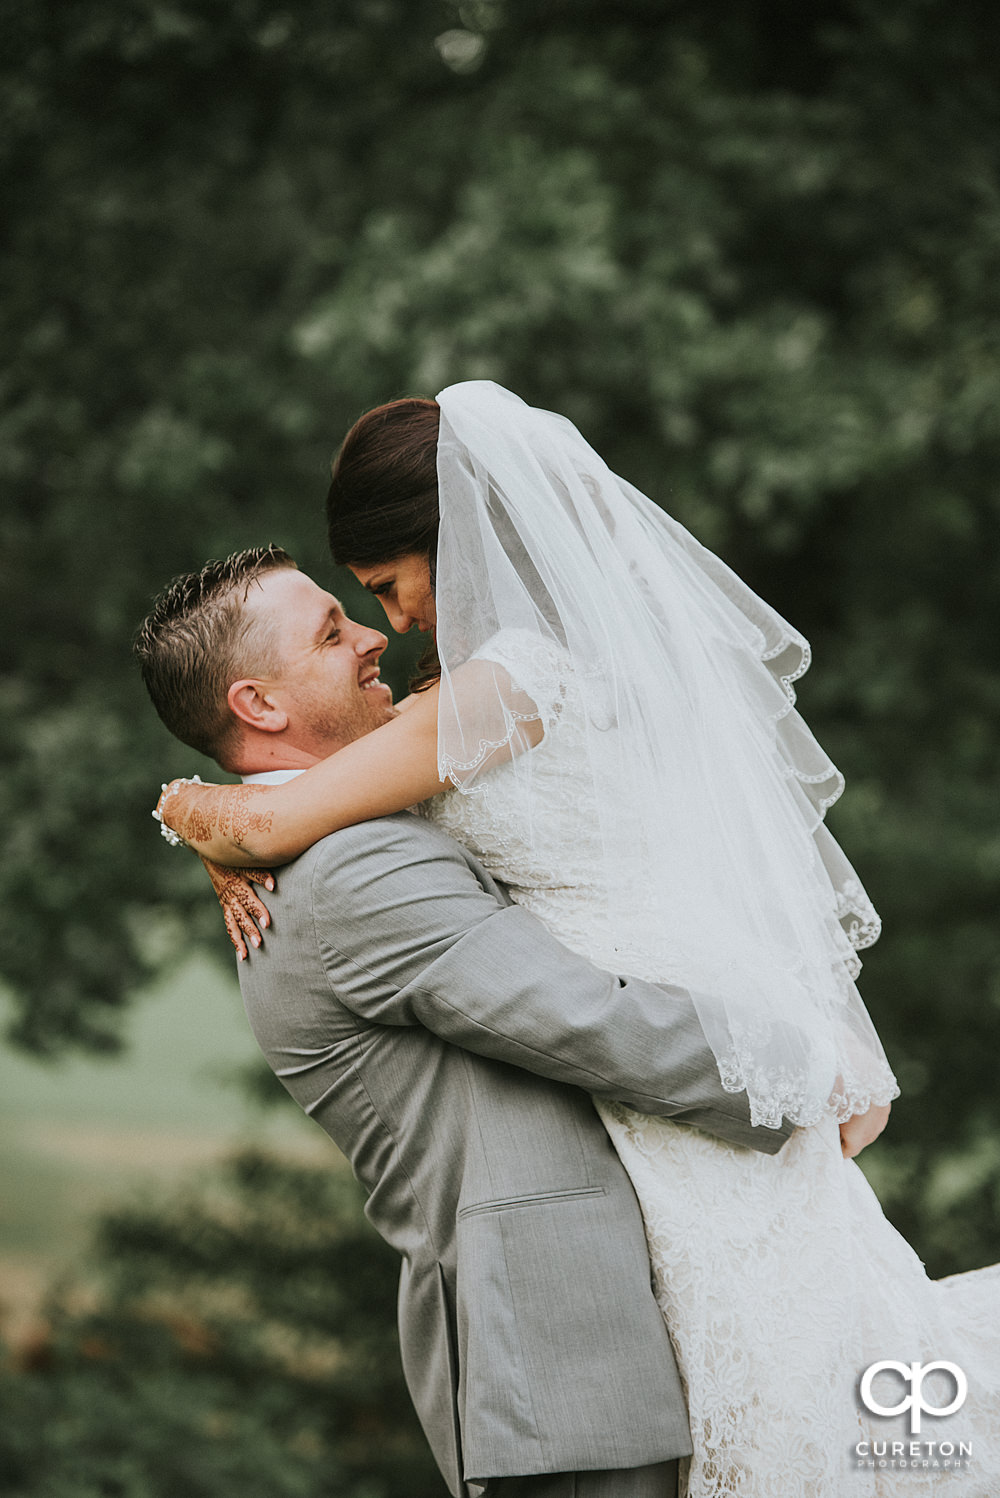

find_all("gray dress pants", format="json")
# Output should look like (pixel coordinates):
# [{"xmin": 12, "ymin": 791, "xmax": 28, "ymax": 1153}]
[{"xmin": 476, "ymin": 1459, "xmax": 680, "ymax": 1498}]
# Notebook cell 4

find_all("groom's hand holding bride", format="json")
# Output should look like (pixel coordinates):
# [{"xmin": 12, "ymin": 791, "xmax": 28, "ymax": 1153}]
[
  {"xmin": 839, "ymin": 1098, "xmax": 891, "ymax": 1159},
  {"xmin": 191, "ymin": 851, "xmax": 893, "ymax": 1160},
  {"xmin": 165, "ymin": 781, "xmax": 894, "ymax": 1159}
]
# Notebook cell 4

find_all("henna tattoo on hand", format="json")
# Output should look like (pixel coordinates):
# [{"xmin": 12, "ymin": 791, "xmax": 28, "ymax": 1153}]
[
  {"xmin": 169, "ymin": 783, "xmax": 274, "ymax": 850},
  {"xmin": 201, "ymin": 857, "xmax": 272, "ymax": 954},
  {"xmin": 215, "ymin": 871, "xmax": 254, "ymax": 906}
]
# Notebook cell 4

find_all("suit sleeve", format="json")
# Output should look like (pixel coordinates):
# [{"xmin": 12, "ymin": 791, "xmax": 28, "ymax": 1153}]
[{"xmin": 309, "ymin": 816, "xmax": 793, "ymax": 1154}]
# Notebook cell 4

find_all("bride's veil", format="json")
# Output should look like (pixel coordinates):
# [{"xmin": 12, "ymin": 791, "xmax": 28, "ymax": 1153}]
[{"xmin": 433, "ymin": 380, "xmax": 897, "ymax": 1129}]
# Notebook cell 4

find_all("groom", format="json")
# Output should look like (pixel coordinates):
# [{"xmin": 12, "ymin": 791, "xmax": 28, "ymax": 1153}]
[{"xmin": 135, "ymin": 545, "xmax": 795, "ymax": 1498}]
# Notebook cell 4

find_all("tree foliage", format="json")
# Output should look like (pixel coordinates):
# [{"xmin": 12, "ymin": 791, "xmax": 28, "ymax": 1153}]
[
  {"xmin": 2, "ymin": 0, "xmax": 999, "ymax": 1264},
  {"xmin": 0, "ymin": 1152, "xmax": 447, "ymax": 1498}
]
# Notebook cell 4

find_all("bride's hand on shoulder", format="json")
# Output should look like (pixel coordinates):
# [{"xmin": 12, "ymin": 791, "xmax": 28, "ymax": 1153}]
[
  {"xmin": 839, "ymin": 1100, "xmax": 891, "ymax": 1159},
  {"xmin": 201, "ymin": 857, "xmax": 275, "ymax": 962}
]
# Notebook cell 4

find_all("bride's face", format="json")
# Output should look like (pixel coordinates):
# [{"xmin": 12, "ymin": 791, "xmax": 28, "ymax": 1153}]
[{"xmin": 351, "ymin": 554, "xmax": 437, "ymax": 635}]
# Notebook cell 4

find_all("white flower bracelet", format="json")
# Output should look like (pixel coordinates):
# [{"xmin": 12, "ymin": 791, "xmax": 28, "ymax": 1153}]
[{"xmin": 152, "ymin": 775, "xmax": 203, "ymax": 848}]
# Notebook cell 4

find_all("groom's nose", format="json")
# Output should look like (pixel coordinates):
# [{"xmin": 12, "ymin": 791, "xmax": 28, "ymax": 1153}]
[{"xmin": 347, "ymin": 616, "xmax": 388, "ymax": 656}]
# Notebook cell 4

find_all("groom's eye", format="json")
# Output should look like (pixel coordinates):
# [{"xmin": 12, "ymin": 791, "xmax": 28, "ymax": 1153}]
[{"xmin": 370, "ymin": 581, "xmax": 393, "ymax": 597}]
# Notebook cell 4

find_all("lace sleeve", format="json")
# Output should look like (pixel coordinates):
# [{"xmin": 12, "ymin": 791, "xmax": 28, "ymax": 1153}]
[
  {"xmin": 471, "ymin": 628, "xmax": 569, "ymax": 733},
  {"xmin": 437, "ymin": 629, "xmax": 570, "ymax": 791}
]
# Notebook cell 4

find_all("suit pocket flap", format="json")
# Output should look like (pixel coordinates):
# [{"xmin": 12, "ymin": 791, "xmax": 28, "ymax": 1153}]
[{"xmin": 457, "ymin": 1185, "xmax": 606, "ymax": 1218}]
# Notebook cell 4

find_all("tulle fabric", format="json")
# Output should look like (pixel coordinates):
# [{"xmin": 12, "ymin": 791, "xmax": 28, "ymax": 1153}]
[{"xmin": 433, "ymin": 380, "xmax": 897, "ymax": 1128}]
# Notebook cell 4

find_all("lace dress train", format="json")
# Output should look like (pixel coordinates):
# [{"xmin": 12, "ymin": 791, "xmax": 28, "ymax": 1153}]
[
  {"xmin": 421, "ymin": 639, "xmax": 1000, "ymax": 1497},
  {"xmin": 597, "ymin": 1101, "xmax": 1000, "ymax": 1496}
]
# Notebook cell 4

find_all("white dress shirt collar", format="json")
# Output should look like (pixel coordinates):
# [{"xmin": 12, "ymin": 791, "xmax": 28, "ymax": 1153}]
[{"xmin": 241, "ymin": 768, "xmax": 307, "ymax": 784}]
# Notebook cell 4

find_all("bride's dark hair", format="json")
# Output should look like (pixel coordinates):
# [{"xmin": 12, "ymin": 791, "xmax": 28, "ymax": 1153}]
[
  {"xmin": 326, "ymin": 397, "xmax": 441, "ymax": 573},
  {"xmin": 327, "ymin": 396, "xmax": 441, "ymax": 688}
]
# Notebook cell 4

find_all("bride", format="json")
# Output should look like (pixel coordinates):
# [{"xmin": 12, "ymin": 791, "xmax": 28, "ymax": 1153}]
[{"xmin": 158, "ymin": 382, "xmax": 999, "ymax": 1495}]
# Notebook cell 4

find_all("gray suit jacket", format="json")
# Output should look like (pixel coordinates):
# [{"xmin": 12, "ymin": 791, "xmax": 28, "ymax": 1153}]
[{"xmin": 238, "ymin": 812, "xmax": 792, "ymax": 1494}]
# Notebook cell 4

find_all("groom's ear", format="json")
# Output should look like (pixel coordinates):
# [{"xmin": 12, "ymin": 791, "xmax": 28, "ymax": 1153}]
[{"xmin": 227, "ymin": 679, "xmax": 289, "ymax": 735}]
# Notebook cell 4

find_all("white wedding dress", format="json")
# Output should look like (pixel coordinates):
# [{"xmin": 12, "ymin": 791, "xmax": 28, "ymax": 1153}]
[{"xmin": 420, "ymin": 633, "xmax": 1000, "ymax": 1498}]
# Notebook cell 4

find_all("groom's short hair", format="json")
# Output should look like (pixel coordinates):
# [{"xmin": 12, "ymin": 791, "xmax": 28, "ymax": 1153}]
[{"xmin": 134, "ymin": 544, "xmax": 296, "ymax": 767}]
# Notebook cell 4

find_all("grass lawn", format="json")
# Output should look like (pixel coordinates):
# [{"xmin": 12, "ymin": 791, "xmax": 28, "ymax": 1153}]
[{"xmin": 0, "ymin": 953, "xmax": 334, "ymax": 1345}]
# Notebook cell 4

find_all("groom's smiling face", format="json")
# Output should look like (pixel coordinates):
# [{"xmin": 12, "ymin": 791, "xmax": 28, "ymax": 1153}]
[{"xmin": 245, "ymin": 567, "xmax": 397, "ymax": 758}]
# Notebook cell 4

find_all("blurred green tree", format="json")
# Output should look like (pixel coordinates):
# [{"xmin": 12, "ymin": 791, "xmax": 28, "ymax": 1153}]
[
  {"xmin": 1, "ymin": 0, "xmax": 998, "ymax": 1267},
  {"xmin": 0, "ymin": 1151, "xmax": 447, "ymax": 1498}
]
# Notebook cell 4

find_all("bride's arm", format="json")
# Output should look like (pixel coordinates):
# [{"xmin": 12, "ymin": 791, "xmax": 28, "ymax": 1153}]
[
  {"xmin": 159, "ymin": 683, "xmax": 447, "ymax": 865},
  {"xmin": 157, "ymin": 665, "xmax": 543, "ymax": 866}
]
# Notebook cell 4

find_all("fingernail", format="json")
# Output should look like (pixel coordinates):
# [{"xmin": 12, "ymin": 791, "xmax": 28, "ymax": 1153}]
[
  {"xmin": 238, "ymin": 950, "xmax": 245, "ymax": 962},
  {"xmin": 266, "ymin": 878, "xmax": 274, "ymax": 890},
  {"xmin": 261, "ymin": 915, "xmax": 269, "ymax": 928},
  {"xmin": 251, "ymin": 935, "xmax": 260, "ymax": 948}
]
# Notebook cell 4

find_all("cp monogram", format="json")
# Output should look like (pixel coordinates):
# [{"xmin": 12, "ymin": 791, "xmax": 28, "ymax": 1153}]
[{"xmin": 860, "ymin": 1360, "xmax": 968, "ymax": 1435}]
